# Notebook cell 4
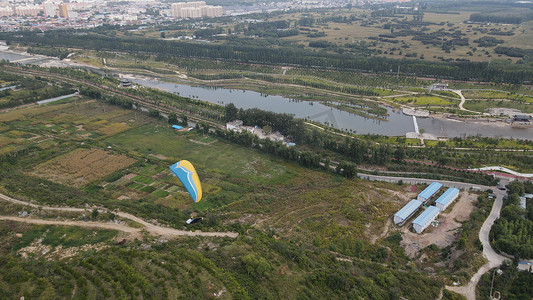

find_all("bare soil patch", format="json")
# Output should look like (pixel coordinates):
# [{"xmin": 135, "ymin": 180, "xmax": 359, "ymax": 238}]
[
  {"xmin": 32, "ymin": 148, "xmax": 136, "ymax": 187},
  {"xmin": 400, "ymin": 191, "xmax": 476, "ymax": 257}
]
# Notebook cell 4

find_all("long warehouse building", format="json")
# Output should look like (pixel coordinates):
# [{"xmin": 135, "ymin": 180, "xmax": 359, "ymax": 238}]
[
  {"xmin": 417, "ymin": 182, "xmax": 442, "ymax": 203},
  {"xmin": 435, "ymin": 188, "xmax": 460, "ymax": 211},
  {"xmin": 393, "ymin": 199, "xmax": 423, "ymax": 225},
  {"xmin": 412, "ymin": 206, "xmax": 440, "ymax": 234}
]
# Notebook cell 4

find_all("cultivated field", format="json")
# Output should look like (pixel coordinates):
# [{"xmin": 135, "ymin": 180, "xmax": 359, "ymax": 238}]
[{"xmin": 32, "ymin": 148, "xmax": 136, "ymax": 187}]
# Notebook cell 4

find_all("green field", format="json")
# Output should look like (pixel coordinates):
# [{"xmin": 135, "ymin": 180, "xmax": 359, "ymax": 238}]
[
  {"xmin": 0, "ymin": 98, "xmax": 451, "ymax": 299},
  {"xmin": 391, "ymin": 95, "xmax": 456, "ymax": 106},
  {"xmin": 463, "ymin": 99, "xmax": 533, "ymax": 113}
]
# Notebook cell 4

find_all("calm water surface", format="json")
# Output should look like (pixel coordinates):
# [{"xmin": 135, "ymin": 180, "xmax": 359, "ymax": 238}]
[{"xmin": 129, "ymin": 77, "xmax": 533, "ymax": 139}]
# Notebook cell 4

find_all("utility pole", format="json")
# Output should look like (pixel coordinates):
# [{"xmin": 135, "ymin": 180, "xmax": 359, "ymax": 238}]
[
  {"xmin": 396, "ymin": 65, "xmax": 400, "ymax": 79},
  {"xmin": 490, "ymin": 268, "xmax": 499, "ymax": 299}
]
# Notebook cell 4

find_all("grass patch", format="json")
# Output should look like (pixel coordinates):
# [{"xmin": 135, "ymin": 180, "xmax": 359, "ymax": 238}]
[
  {"xmin": 152, "ymin": 189, "xmax": 170, "ymax": 198},
  {"xmin": 392, "ymin": 95, "xmax": 455, "ymax": 106},
  {"xmin": 140, "ymin": 185, "xmax": 156, "ymax": 193},
  {"xmin": 463, "ymin": 99, "xmax": 533, "ymax": 113},
  {"xmin": 132, "ymin": 175, "xmax": 154, "ymax": 185}
]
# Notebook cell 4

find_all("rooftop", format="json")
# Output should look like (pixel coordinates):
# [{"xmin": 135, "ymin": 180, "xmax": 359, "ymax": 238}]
[
  {"xmin": 435, "ymin": 188, "xmax": 460, "ymax": 207},
  {"xmin": 394, "ymin": 199, "xmax": 422, "ymax": 220},
  {"xmin": 418, "ymin": 182, "xmax": 442, "ymax": 200},
  {"xmin": 413, "ymin": 206, "xmax": 440, "ymax": 227}
]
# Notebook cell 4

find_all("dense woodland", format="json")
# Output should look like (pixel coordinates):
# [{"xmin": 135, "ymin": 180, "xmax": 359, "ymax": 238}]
[
  {"xmin": 491, "ymin": 181, "xmax": 533, "ymax": 258},
  {"xmin": 1, "ymin": 31, "xmax": 532, "ymax": 83}
]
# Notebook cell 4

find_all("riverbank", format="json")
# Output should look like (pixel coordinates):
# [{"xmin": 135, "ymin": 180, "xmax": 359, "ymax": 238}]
[{"xmin": 2, "ymin": 50, "xmax": 533, "ymax": 139}]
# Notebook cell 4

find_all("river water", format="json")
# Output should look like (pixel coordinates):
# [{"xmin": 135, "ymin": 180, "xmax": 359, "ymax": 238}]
[
  {"xmin": 129, "ymin": 77, "xmax": 533, "ymax": 139},
  {"xmin": 0, "ymin": 51, "xmax": 28, "ymax": 62},
  {"xmin": 1, "ymin": 50, "xmax": 532, "ymax": 139}
]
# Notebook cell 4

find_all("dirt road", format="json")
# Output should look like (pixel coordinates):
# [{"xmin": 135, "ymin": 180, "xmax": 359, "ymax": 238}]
[{"xmin": 0, "ymin": 192, "xmax": 238, "ymax": 239}]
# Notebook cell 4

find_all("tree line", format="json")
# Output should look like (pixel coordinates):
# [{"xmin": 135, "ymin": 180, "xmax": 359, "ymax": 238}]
[
  {"xmin": 491, "ymin": 181, "xmax": 533, "ymax": 258},
  {"xmin": 2, "ymin": 31, "xmax": 532, "ymax": 83}
]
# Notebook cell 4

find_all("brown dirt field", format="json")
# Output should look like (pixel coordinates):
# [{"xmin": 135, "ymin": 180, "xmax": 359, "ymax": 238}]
[
  {"xmin": 32, "ymin": 148, "xmax": 136, "ymax": 187},
  {"xmin": 400, "ymin": 191, "xmax": 475, "ymax": 257}
]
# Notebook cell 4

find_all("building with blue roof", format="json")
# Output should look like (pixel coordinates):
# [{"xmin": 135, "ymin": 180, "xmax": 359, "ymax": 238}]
[
  {"xmin": 394, "ymin": 199, "xmax": 423, "ymax": 225},
  {"xmin": 417, "ymin": 182, "xmax": 442, "ymax": 203},
  {"xmin": 412, "ymin": 206, "xmax": 440, "ymax": 234},
  {"xmin": 172, "ymin": 125, "xmax": 183, "ymax": 130},
  {"xmin": 435, "ymin": 188, "xmax": 460, "ymax": 211}
]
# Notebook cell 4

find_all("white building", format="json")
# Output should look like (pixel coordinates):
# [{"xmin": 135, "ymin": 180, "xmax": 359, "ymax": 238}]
[
  {"xmin": 15, "ymin": 5, "xmax": 41, "ymax": 16},
  {"xmin": 43, "ymin": 2, "xmax": 56, "ymax": 17},
  {"xmin": 226, "ymin": 120, "xmax": 243, "ymax": 131},
  {"xmin": 435, "ymin": 188, "xmax": 460, "ymax": 211},
  {"xmin": 0, "ymin": 6, "xmax": 13, "ymax": 17},
  {"xmin": 412, "ymin": 206, "xmax": 440, "ymax": 234},
  {"xmin": 417, "ymin": 182, "xmax": 442, "ymax": 203},
  {"xmin": 171, "ymin": 1, "xmax": 222, "ymax": 19},
  {"xmin": 394, "ymin": 199, "xmax": 422, "ymax": 225}
]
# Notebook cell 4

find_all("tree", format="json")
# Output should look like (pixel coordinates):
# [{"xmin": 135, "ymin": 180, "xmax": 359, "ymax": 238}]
[
  {"xmin": 224, "ymin": 103, "xmax": 238, "ymax": 122},
  {"xmin": 168, "ymin": 112, "xmax": 178, "ymax": 124},
  {"xmin": 394, "ymin": 147, "xmax": 405, "ymax": 161},
  {"xmin": 91, "ymin": 209, "xmax": 99, "ymax": 219},
  {"xmin": 180, "ymin": 114, "xmax": 188, "ymax": 126},
  {"xmin": 507, "ymin": 181, "xmax": 525, "ymax": 196}
]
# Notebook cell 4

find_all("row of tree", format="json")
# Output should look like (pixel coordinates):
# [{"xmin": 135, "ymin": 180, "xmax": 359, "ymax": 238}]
[{"xmin": 2, "ymin": 31, "xmax": 532, "ymax": 83}]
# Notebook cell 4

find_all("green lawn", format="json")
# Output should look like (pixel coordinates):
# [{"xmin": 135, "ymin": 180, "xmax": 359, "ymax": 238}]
[
  {"xmin": 152, "ymin": 189, "xmax": 170, "ymax": 198},
  {"xmin": 392, "ymin": 95, "xmax": 456, "ymax": 106},
  {"xmin": 132, "ymin": 175, "xmax": 154, "ymax": 185},
  {"xmin": 463, "ymin": 100, "xmax": 533, "ymax": 113},
  {"xmin": 105, "ymin": 125, "xmax": 296, "ymax": 186}
]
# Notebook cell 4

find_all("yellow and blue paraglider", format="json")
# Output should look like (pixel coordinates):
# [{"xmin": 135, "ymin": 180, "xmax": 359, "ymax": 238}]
[{"xmin": 169, "ymin": 160, "xmax": 202, "ymax": 203}]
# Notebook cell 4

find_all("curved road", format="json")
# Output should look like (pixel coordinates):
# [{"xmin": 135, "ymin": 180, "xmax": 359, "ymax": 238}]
[
  {"xmin": 0, "ymin": 193, "xmax": 238, "ymax": 239},
  {"xmin": 446, "ymin": 190, "xmax": 507, "ymax": 300},
  {"xmin": 357, "ymin": 173, "xmax": 508, "ymax": 300}
]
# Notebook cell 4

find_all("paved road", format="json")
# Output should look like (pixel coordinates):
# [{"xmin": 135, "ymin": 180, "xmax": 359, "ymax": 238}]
[
  {"xmin": 0, "ymin": 193, "xmax": 238, "ymax": 239},
  {"xmin": 446, "ymin": 190, "xmax": 508, "ymax": 300},
  {"xmin": 357, "ymin": 173, "xmax": 492, "ymax": 191}
]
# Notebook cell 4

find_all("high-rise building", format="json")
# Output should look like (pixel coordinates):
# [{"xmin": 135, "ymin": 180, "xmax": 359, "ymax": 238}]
[
  {"xmin": 14, "ymin": 5, "xmax": 41, "ymax": 16},
  {"xmin": 43, "ymin": 2, "xmax": 56, "ymax": 17},
  {"xmin": 171, "ymin": 1, "xmax": 222, "ymax": 19},
  {"xmin": 0, "ymin": 6, "xmax": 13, "ymax": 17},
  {"xmin": 58, "ymin": 3, "xmax": 68, "ymax": 18}
]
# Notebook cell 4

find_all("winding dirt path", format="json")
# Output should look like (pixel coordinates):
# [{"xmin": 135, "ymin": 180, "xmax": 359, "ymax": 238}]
[{"xmin": 0, "ymin": 193, "xmax": 238, "ymax": 239}]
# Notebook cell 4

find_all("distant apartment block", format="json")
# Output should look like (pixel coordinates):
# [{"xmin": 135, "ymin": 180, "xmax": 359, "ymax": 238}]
[
  {"xmin": 0, "ymin": 6, "xmax": 13, "ymax": 17},
  {"xmin": 171, "ymin": 1, "xmax": 223, "ymax": 19},
  {"xmin": 58, "ymin": 3, "xmax": 68, "ymax": 18},
  {"xmin": 15, "ymin": 5, "xmax": 41, "ymax": 16},
  {"xmin": 43, "ymin": 2, "xmax": 56, "ymax": 17}
]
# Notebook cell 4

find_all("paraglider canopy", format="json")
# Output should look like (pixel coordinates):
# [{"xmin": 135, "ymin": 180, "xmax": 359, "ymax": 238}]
[{"xmin": 169, "ymin": 160, "xmax": 202, "ymax": 202}]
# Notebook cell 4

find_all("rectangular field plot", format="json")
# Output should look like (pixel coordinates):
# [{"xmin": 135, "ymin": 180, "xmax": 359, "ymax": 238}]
[
  {"xmin": 32, "ymin": 148, "xmax": 136, "ymax": 187},
  {"xmin": 132, "ymin": 175, "xmax": 154, "ymax": 185},
  {"xmin": 126, "ymin": 182, "xmax": 144, "ymax": 190},
  {"xmin": 151, "ymin": 189, "xmax": 170, "ymax": 198}
]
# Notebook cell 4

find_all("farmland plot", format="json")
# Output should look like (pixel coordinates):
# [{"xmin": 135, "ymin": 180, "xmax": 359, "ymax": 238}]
[{"xmin": 32, "ymin": 148, "xmax": 136, "ymax": 187}]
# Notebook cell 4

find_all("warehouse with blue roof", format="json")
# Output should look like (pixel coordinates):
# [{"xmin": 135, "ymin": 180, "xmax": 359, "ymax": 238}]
[
  {"xmin": 435, "ymin": 188, "xmax": 460, "ymax": 211},
  {"xmin": 417, "ymin": 182, "xmax": 442, "ymax": 203},
  {"xmin": 394, "ymin": 199, "xmax": 423, "ymax": 225},
  {"xmin": 412, "ymin": 206, "xmax": 440, "ymax": 234}
]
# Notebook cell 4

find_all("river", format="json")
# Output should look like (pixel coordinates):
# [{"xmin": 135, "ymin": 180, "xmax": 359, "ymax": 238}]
[
  {"xmin": 1, "ymin": 50, "xmax": 532, "ymax": 139},
  {"xmin": 128, "ymin": 76, "xmax": 533, "ymax": 139}
]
